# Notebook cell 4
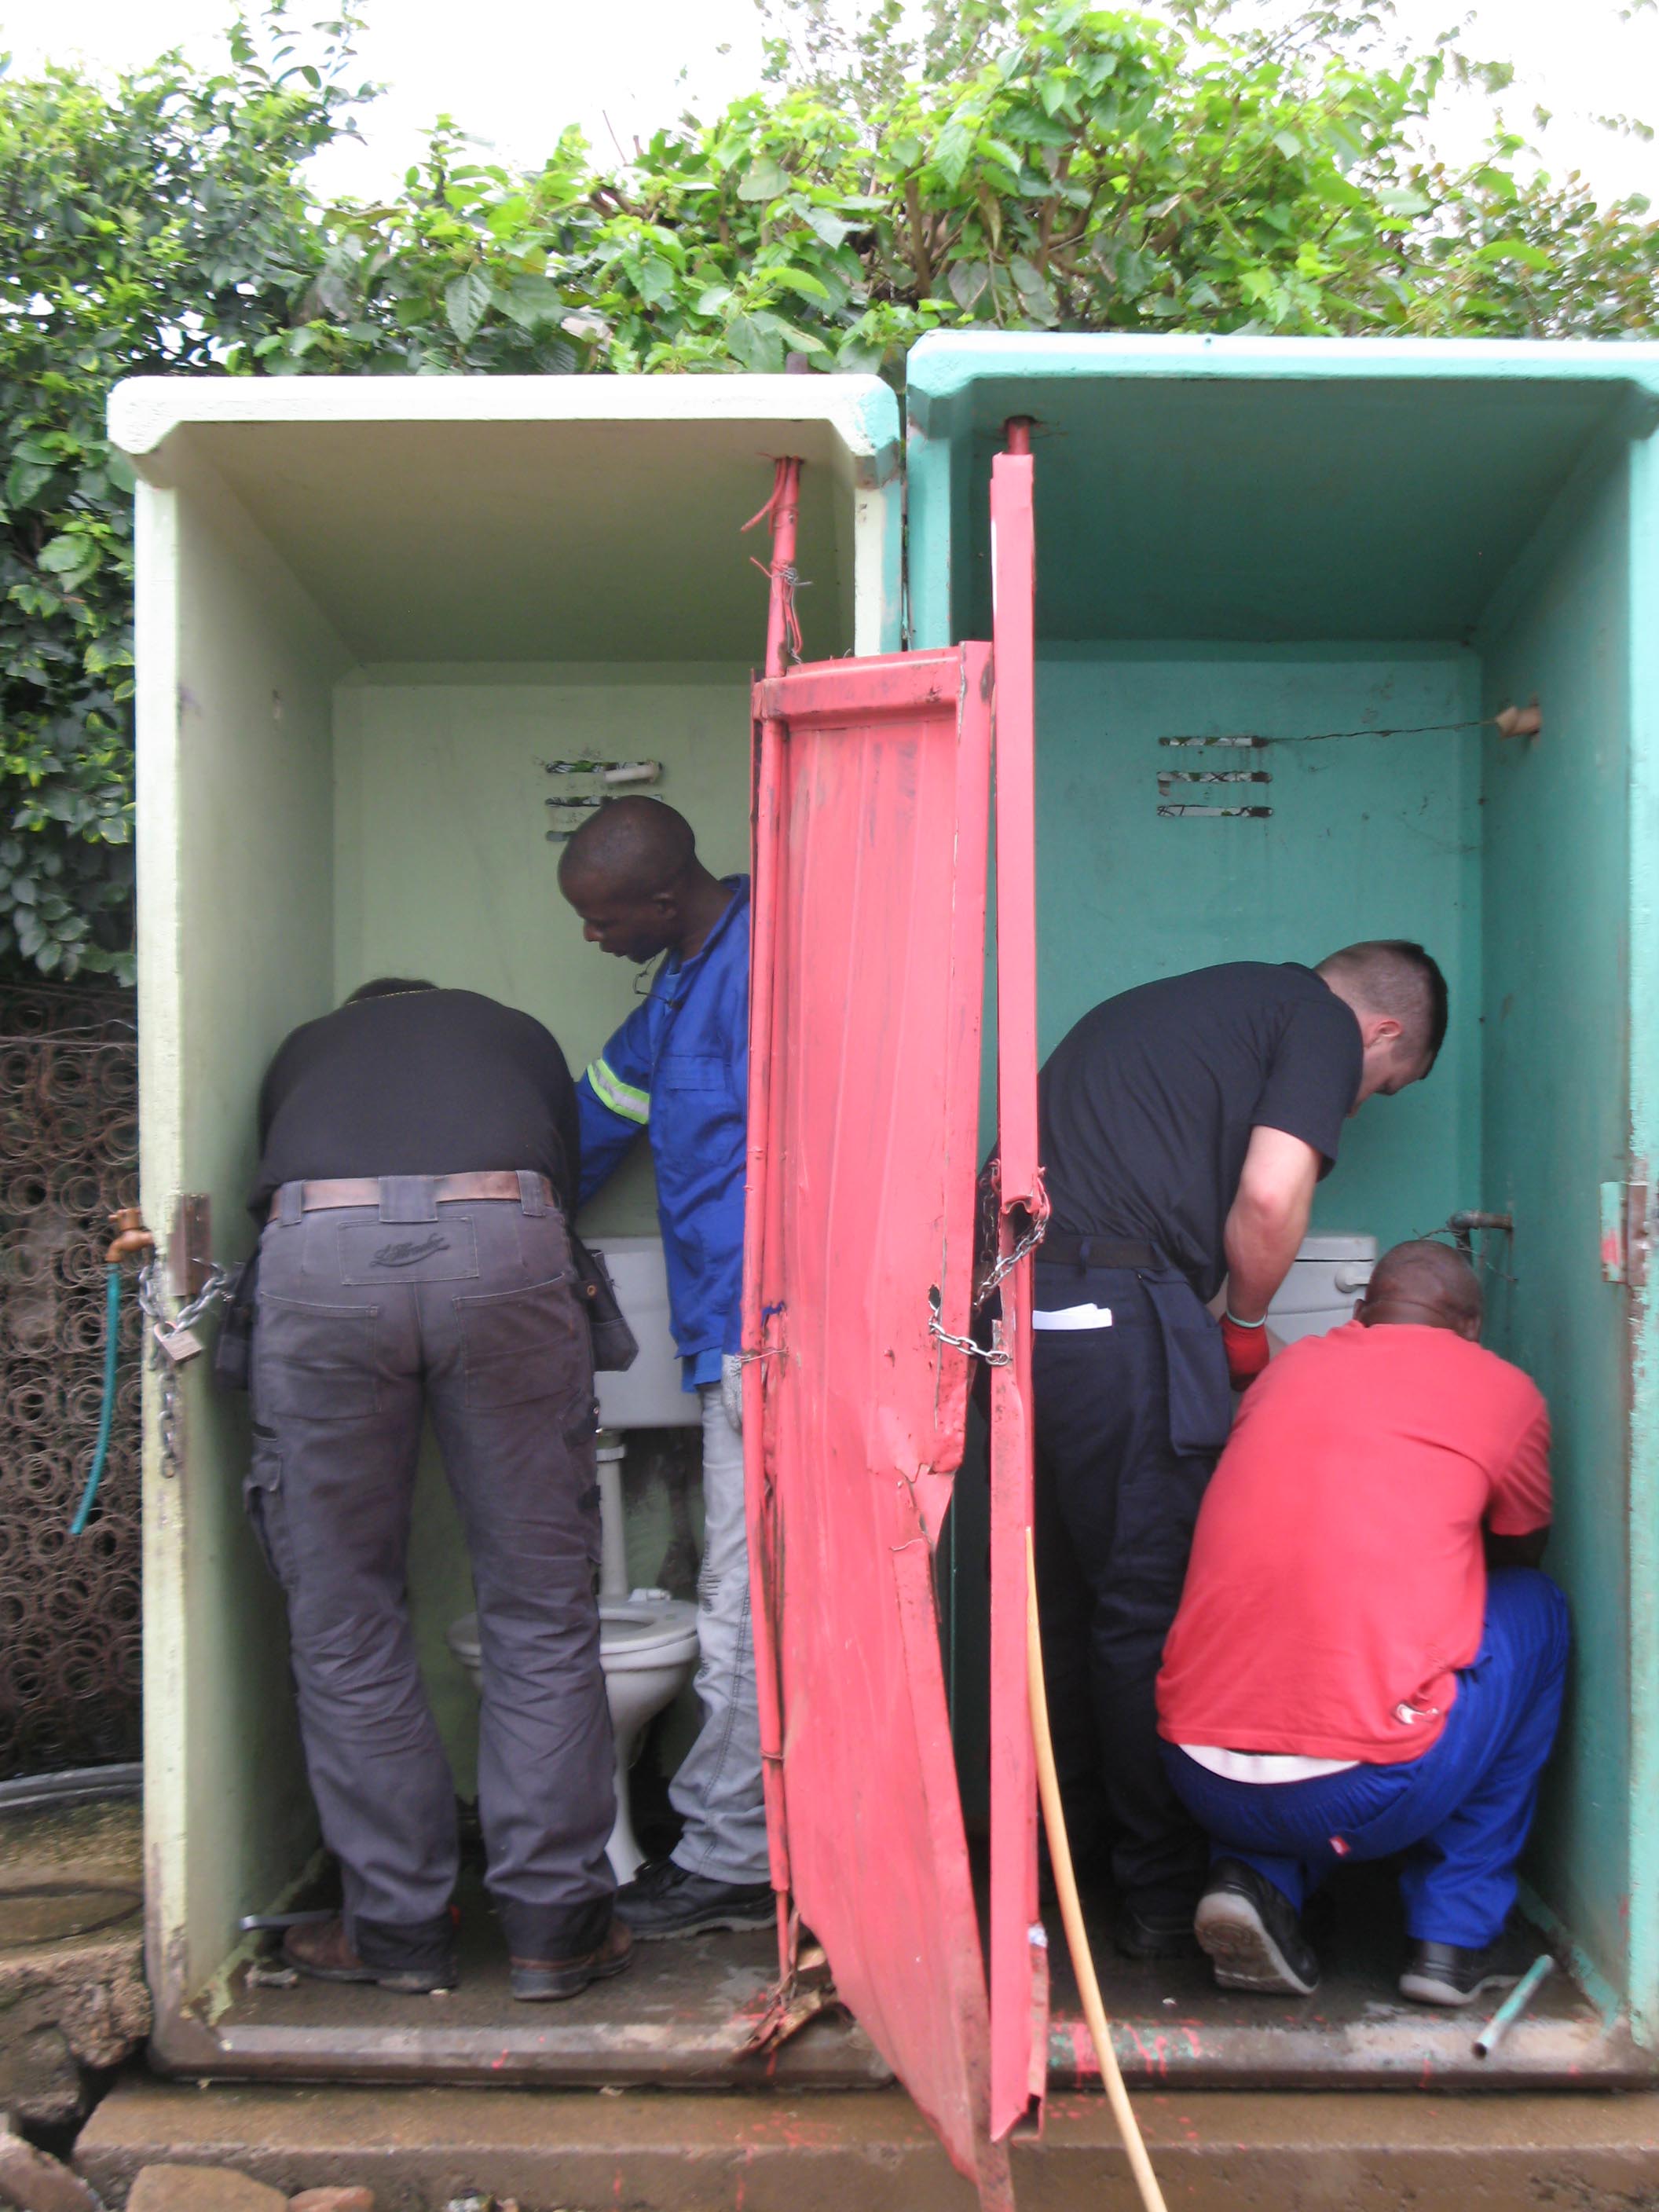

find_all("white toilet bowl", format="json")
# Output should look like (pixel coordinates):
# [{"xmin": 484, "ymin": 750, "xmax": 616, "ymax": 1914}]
[{"xmin": 446, "ymin": 1590, "xmax": 700, "ymax": 1885}]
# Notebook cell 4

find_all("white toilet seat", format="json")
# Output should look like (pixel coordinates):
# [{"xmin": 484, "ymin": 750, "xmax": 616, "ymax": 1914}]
[{"xmin": 599, "ymin": 1596, "xmax": 700, "ymax": 1670}]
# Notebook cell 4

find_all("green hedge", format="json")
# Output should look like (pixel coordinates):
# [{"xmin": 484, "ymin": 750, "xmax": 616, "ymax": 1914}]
[{"xmin": 3, "ymin": 0, "xmax": 1654, "ymax": 980}]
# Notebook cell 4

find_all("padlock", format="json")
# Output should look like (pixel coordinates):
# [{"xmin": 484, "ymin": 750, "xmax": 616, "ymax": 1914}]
[{"xmin": 154, "ymin": 1323, "xmax": 205, "ymax": 1364}]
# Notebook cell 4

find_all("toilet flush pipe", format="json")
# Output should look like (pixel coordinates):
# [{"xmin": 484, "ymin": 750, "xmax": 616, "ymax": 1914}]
[{"xmin": 595, "ymin": 1433, "xmax": 630, "ymax": 1601}]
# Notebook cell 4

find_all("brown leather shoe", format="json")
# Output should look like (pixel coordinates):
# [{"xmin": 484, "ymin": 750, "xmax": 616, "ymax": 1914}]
[
  {"xmin": 283, "ymin": 1914, "xmax": 456, "ymax": 1994},
  {"xmin": 511, "ymin": 1914, "xmax": 633, "ymax": 2001}
]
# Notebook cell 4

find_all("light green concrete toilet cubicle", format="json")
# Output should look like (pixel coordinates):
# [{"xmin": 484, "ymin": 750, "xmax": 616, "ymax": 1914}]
[
  {"xmin": 906, "ymin": 331, "xmax": 1659, "ymax": 2047},
  {"xmin": 108, "ymin": 375, "xmax": 903, "ymax": 2051}
]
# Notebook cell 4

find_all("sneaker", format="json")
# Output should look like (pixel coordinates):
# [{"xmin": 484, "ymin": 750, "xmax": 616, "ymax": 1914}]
[
  {"xmin": 1194, "ymin": 1859, "xmax": 1320, "ymax": 1997},
  {"xmin": 615, "ymin": 1856, "xmax": 775, "ymax": 1940},
  {"xmin": 511, "ymin": 1914, "xmax": 633, "ymax": 2001},
  {"xmin": 283, "ymin": 1914, "xmax": 456, "ymax": 1995},
  {"xmin": 1398, "ymin": 1936, "xmax": 1529, "ymax": 2009},
  {"xmin": 1114, "ymin": 1898, "xmax": 1203, "ymax": 1961}
]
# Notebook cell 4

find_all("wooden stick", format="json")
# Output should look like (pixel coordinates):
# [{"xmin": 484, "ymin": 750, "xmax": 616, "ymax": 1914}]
[{"xmin": 1026, "ymin": 1532, "xmax": 1169, "ymax": 2212}]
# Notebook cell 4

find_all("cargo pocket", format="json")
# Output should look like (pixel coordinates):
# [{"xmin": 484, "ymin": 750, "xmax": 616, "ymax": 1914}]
[
  {"xmin": 244, "ymin": 1427, "xmax": 285, "ymax": 1583},
  {"xmin": 257, "ymin": 1295, "xmax": 380, "ymax": 1421},
  {"xmin": 456, "ymin": 1273, "xmax": 584, "ymax": 1411},
  {"xmin": 1143, "ymin": 1274, "xmax": 1233, "ymax": 1458}
]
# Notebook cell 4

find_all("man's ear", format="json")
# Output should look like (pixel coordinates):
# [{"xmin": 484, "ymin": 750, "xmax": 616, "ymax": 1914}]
[{"xmin": 1457, "ymin": 1311, "xmax": 1483, "ymax": 1342}]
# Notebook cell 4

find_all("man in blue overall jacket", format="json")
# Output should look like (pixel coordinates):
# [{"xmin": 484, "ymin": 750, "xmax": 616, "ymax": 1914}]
[{"xmin": 559, "ymin": 797, "xmax": 770, "ymax": 1939}]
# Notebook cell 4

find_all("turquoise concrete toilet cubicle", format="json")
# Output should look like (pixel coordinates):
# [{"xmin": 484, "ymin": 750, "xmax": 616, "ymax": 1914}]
[
  {"xmin": 906, "ymin": 331, "xmax": 1659, "ymax": 2045},
  {"xmin": 108, "ymin": 374, "xmax": 903, "ymax": 2073}
]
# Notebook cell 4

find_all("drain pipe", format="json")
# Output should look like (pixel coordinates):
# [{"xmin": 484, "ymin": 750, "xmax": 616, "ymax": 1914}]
[{"xmin": 595, "ymin": 1431, "xmax": 631, "ymax": 1601}]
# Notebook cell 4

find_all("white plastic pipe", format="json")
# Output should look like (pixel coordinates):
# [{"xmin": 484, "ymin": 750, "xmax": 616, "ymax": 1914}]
[{"xmin": 595, "ymin": 1432, "xmax": 629, "ymax": 1601}]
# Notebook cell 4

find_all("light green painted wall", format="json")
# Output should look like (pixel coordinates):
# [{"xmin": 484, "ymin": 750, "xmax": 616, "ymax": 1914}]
[
  {"xmin": 140, "ymin": 449, "xmax": 350, "ymax": 2010},
  {"xmin": 1480, "ymin": 449, "xmax": 1635, "ymax": 1998},
  {"xmin": 334, "ymin": 668, "xmax": 752, "ymax": 1778}
]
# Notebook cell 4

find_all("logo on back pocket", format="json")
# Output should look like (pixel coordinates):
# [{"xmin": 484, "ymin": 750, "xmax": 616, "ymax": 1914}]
[{"xmin": 371, "ymin": 1232, "xmax": 451, "ymax": 1269}]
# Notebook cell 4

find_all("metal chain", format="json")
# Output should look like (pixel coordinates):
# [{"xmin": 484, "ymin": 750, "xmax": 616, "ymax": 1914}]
[
  {"xmin": 976, "ymin": 1202, "xmax": 1049, "ymax": 1306},
  {"xmin": 137, "ymin": 1256, "xmax": 233, "ymax": 1478},
  {"xmin": 929, "ymin": 1313, "xmax": 1010, "ymax": 1367}
]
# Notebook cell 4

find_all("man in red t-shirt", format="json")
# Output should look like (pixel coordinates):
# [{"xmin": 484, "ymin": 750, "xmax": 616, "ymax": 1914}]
[{"xmin": 1155, "ymin": 1240, "xmax": 1566, "ymax": 2006}]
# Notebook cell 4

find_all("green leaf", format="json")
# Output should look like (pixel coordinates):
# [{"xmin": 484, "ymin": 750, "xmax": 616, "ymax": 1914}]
[
  {"xmin": 634, "ymin": 255, "xmax": 678, "ymax": 306},
  {"xmin": 695, "ymin": 284, "xmax": 735, "ymax": 314},
  {"xmin": 37, "ymin": 536, "xmax": 93, "ymax": 579},
  {"xmin": 1009, "ymin": 255, "xmax": 1060, "ymax": 327},
  {"xmin": 499, "ymin": 274, "xmax": 566, "ymax": 329},
  {"xmin": 933, "ymin": 122, "xmax": 976, "ymax": 189},
  {"xmin": 7, "ymin": 457, "xmax": 56, "ymax": 507},
  {"xmin": 1376, "ymin": 189, "xmax": 1432, "ymax": 218},
  {"xmin": 797, "ymin": 203, "xmax": 855, "ymax": 248},
  {"xmin": 949, "ymin": 260, "xmax": 991, "ymax": 309},
  {"xmin": 1474, "ymin": 237, "xmax": 1555, "ymax": 271},
  {"xmin": 738, "ymin": 156, "xmax": 790, "ymax": 202},
  {"xmin": 763, "ymin": 264, "xmax": 832, "ymax": 302},
  {"xmin": 726, "ymin": 313, "xmax": 786, "ymax": 372},
  {"xmin": 444, "ymin": 269, "xmax": 493, "ymax": 344}
]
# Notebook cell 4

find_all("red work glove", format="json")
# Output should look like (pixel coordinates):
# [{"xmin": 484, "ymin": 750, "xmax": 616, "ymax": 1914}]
[{"xmin": 1221, "ymin": 1311, "xmax": 1272, "ymax": 1392}]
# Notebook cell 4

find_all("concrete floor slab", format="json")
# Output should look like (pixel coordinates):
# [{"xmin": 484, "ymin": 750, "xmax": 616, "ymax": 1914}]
[
  {"xmin": 163, "ymin": 1884, "xmax": 891, "ymax": 2089},
  {"xmin": 0, "ymin": 1796, "xmax": 149, "ymax": 2126},
  {"xmin": 75, "ymin": 2075, "xmax": 1659, "ymax": 2212}
]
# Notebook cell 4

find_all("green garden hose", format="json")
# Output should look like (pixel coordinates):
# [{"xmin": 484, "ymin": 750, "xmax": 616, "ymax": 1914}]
[{"xmin": 69, "ymin": 1263, "xmax": 122, "ymax": 1537}]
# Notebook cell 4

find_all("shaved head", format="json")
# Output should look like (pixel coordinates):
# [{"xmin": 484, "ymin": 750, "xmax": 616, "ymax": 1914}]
[
  {"xmin": 558, "ymin": 795, "xmax": 732, "ymax": 965},
  {"xmin": 1360, "ymin": 1239, "xmax": 1483, "ymax": 1335},
  {"xmin": 559, "ymin": 797, "xmax": 696, "ymax": 904}
]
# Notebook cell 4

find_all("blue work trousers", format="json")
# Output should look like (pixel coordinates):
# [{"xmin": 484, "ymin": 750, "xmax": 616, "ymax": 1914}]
[{"xmin": 1163, "ymin": 1567, "xmax": 1569, "ymax": 1950}]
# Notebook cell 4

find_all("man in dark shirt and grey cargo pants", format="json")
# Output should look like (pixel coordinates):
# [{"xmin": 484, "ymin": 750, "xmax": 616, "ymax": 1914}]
[
  {"xmin": 245, "ymin": 980, "xmax": 627, "ymax": 2001},
  {"xmin": 1033, "ymin": 943, "xmax": 1447, "ymax": 1958}
]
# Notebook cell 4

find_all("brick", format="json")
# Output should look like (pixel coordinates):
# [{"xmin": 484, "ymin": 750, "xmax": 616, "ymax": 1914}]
[
  {"xmin": 0, "ymin": 2126, "xmax": 101, "ymax": 2212},
  {"xmin": 126, "ymin": 2165, "xmax": 288, "ymax": 2212}
]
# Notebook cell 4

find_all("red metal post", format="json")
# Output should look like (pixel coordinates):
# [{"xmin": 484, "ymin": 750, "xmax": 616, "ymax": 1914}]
[
  {"xmin": 745, "ymin": 456, "xmax": 804, "ymax": 1972},
  {"xmin": 988, "ymin": 416, "xmax": 1047, "ymax": 2140}
]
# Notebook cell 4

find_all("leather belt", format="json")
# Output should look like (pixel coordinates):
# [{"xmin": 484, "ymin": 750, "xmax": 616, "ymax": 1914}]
[
  {"xmin": 1038, "ymin": 1233, "xmax": 1159, "ymax": 1269},
  {"xmin": 268, "ymin": 1171, "xmax": 550, "ymax": 1222}
]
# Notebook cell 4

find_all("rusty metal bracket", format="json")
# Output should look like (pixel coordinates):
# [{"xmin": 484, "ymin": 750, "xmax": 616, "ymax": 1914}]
[
  {"xmin": 170, "ymin": 1194, "xmax": 214, "ymax": 1300},
  {"xmin": 1599, "ymin": 1174, "xmax": 1650, "ymax": 1287}
]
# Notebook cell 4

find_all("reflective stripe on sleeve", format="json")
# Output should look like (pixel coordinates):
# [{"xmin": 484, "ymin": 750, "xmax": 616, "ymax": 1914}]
[{"xmin": 588, "ymin": 1055, "xmax": 650, "ymax": 1126}]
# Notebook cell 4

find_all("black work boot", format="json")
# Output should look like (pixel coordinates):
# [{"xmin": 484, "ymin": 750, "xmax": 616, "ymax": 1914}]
[
  {"xmin": 615, "ymin": 1856, "xmax": 774, "ymax": 1939},
  {"xmin": 511, "ymin": 1914, "xmax": 633, "ymax": 2001},
  {"xmin": 1399, "ymin": 1936, "xmax": 1530, "ymax": 2009},
  {"xmin": 1194, "ymin": 1859, "xmax": 1320, "ymax": 1996},
  {"xmin": 284, "ymin": 1914, "xmax": 457, "ymax": 1995},
  {"xmin": 1114, "ymin": 1895, "xmax": 1204, "ymax": 1961}
]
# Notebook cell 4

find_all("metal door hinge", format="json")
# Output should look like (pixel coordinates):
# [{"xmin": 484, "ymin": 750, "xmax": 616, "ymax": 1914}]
[
  {"xmin": 1601, "ymin": 1170, "xmax": 1650, "ymax": 1287},
  {"xmin": 170, "ymin": 1193, "xmax": 214, "ymax": 1299}
]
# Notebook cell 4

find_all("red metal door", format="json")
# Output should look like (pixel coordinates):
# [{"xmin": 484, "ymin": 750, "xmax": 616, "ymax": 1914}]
[
  {"xmin": 987, "ymin": 427, "xmax": 1049, "ymax": 2141},
  {"xmin": 745, "ymin": 645, "xmax": 1007, "ymax": 2206}
]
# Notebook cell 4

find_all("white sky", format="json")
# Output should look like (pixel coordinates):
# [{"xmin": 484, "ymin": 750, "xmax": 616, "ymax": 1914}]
[{"xmin": 6, "ymin": 0, "xmax": 1657, "ymax": 207}]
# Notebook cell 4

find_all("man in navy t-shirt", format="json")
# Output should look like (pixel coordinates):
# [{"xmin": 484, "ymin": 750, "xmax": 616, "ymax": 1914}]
[{"xmin": 1031, "ymin": 941, "xmax": 1448, "ymax": 1957}]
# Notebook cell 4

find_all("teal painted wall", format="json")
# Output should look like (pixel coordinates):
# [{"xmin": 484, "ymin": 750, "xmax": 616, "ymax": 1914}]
[
  {"xmin": 1028, "ymin": 644, "xmax": 1481, "ymax": 1251},
  {"xmin": 910, "ymin": 341, "xmax": 1659, "ymax": 2017},
  {"xmin": 1480, "ymin": 449, "xmax": 1635, "ymax": 1997}
]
